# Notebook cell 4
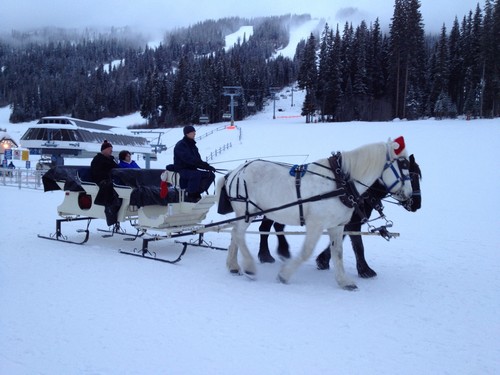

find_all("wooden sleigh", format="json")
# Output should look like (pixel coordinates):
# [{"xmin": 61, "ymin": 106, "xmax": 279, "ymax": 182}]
[{"xmin": 39, "ymin": 166, "xmax": 220, "ymax": 262}]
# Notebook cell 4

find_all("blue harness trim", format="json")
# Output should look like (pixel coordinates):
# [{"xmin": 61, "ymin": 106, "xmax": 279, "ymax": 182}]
[{"xmin": 289, "ymin": 164, "xmax": 308, "ymax": 177}]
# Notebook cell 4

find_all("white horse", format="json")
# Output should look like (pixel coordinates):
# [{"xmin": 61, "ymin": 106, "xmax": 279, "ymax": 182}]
[{"xmin": 217, "ymin": 137, "xmax": 413, "ymax": 290}]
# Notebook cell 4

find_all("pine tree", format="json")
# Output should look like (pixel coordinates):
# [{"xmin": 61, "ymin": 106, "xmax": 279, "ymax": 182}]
[
  {"xmin": 480, "ymin": 0, "xmax": 498, "ymax": 117},
  {"xmin": 316, "ymin": 24, "xmax": 332, "ymax": 121},
  {"xmin": 428, "ymin": 24, "xmax": 450, "ymax": 117},
  {"xmin": 389, "ymin": 0, "xmax": 427, "ymax": 119},
  {"xmin": 448, "ymin": 17, "xmax": 463, "ymax": 112},
  {"xmin": 140, "ymin": 69, "xmax": 160, "ymax": 126},
  {"xmin": 329, "ymin": 27, "xmax": 344, "ymax": 121},
  {"xmin": 298, "ymin": 33, "xmax": 318, "ymax": 123},
  {"xmin": 461, "ymin": 7, "xmax": 483, "ymax": 118},
  {"xmin": 493, "ymin": 0, "xmax": 500, "ymax": 116},
  {"xmin": 352, "ymin": 21, "xmax": 369, "ymax": 120}
]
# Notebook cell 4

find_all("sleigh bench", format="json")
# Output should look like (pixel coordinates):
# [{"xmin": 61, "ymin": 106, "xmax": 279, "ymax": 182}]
[
  {"xmin": 41, "ymin": 166, "xmax": 217, "ymax": 230},
  {"xmin": 137, "ymin": 195, "xmax": 217, "ymax": 230}
]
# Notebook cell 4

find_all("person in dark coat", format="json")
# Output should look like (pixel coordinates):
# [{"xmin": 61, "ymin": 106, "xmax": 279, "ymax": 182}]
[
  {"xmin": 91, "ymin": 140, "xmax": 118, "ymax": 183},
  {"xmin": 90, "ymin": 140, "xmax": 121, "ymax": 226},
  {"xmin": 173, "ymin": 125, "xmax": 215, "ymax": 202}
]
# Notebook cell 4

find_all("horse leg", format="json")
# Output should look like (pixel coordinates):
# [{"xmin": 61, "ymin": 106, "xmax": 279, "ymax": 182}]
[
  {"xmin": 315, "ymin": 246, "xmax": 331, "ymax": 270},
  {"xmin": 316, "ymin": 233, "xmax": 347, "ymax": 270},
  {"xmin": 317, "ymin": 222, "xmax": 376, "ymax": 277},
  {"xmin": 232, "ymin": 220, "xmax": 257, "ymax": 277},
  {"xmin": 258, "ymin": 218, "xmax": 276, "ymax": 263},
  {"xmin": 278, "ymin": 226, "xmax": 323, "ymax": 284},
  {"xmin": 273, "ymin": 222, "xmax": 290, "ymax": 260},
  {"xmin": 328, "ymin": 227, "xmax": 357, "ymax": 290},
  {"xmin": 317, "ymin": 233, "xmax": 378, "ymax": 277},
  {"xmin": 226, "ymin": 226, "xmax": 240, "ymax": 274},
  {"xmin": 343, "ymin": 215, "xmax": 377, "ymax": 278},
  {"xmin": 349, "ymin": 234, "xmax": 377, "ymax": 278}
]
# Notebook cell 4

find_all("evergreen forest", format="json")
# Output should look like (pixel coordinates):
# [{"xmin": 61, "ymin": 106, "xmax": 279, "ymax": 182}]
[{"xmin": 0, "ymin": 0, "xmax": 498, "ymax": 127}]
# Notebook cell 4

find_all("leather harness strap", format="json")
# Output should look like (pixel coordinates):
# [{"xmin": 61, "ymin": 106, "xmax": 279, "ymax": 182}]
[
  {"xmin": 328, "ymin": 153, "xmax": 369, "ymax": 223},
  {"xmin": 293, "ymin": 165, "xmax": 306, "ymax": 226}
]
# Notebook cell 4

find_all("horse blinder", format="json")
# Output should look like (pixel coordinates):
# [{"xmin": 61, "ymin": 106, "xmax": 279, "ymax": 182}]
[
  {"xmin": 399, "ymin": 156, "xmax": 422, "ymax": 212},
  {"xmin": 404, "ymin": 173, "xmax": 422, "ymax": 212},
  {"xmin": 381, "ymin": 154, "xmax": 412, "ymax": 200}
]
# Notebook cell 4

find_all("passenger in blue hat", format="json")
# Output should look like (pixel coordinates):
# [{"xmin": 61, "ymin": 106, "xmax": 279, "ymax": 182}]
[
  {"xmin": 172, "ymin": 126, "xmax": 215, "ymax": 202},
  {"xmin": 118, "ymin": 150, "xmax": 140, "ymax": 169}
]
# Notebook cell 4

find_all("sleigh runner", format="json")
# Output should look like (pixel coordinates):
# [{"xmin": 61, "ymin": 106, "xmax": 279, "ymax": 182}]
[{"xmin": 39, "ymin": 166, "xmax": 220, "ymax": 256}]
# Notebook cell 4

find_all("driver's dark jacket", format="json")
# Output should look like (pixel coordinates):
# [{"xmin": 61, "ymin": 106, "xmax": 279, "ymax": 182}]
[{"xmin": 173, "ymin": 137, "xmax": 208, "ymax": 170}]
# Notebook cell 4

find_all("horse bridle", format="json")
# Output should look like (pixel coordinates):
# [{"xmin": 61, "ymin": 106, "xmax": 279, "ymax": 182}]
[
  {"xmin": 401, "ymin": 161, "xmax": 421, "ymax": 211},
  {"xmin": 380, "ymin": 149, "xmax": 411, "ymax": 197}
]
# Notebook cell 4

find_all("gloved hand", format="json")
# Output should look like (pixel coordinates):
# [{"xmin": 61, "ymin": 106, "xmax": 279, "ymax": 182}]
[{"xmin": 199, "ymin": 161, "xmax": 215, "ymax": 171}]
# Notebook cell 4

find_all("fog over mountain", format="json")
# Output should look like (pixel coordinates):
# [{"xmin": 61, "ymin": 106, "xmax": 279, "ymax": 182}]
[{"xmin": 0, "ymin": 0, "xmax": 478, "ymax": 38}]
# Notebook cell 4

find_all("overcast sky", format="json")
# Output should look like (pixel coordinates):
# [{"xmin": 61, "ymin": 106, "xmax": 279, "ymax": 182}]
[{"xmin": 0, "ymin": 0, "xmax": 479, "ymax": 38}]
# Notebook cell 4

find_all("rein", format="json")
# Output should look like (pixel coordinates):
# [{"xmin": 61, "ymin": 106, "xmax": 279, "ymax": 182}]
[
  {"xmin": 225, "ymin": 158, "xmax": 365, "ymax": 225},
  {"xmin": 223, "ymin": 155, "xmax": 401, "ymax": 239},
  {"xmin": 221, "ymin": 186, "xmax": 350, "ymax": 225}
]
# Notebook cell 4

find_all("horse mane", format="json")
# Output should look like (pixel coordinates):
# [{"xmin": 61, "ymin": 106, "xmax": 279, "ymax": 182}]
[{"xmin": 340, "ymin": 142, "xmax": 388, "ymax": 184}]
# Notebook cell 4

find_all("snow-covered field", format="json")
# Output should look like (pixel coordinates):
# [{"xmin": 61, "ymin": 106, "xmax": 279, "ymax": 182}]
[{"xmin": 1, "ymin": 90, "xmax": 499, "ymax": 374}]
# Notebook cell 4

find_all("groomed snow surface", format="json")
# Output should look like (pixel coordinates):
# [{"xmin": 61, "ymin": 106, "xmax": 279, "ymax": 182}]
[{"xmin": 1, "ymin": 93, "xmax": 499, "ymax": 374}]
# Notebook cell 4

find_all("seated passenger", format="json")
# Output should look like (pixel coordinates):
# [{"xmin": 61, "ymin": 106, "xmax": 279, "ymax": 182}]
[
  {"xmin": 90, "ymin": 140, "xmax": 118, "ymax": 184},
  {"xmin": 90, "ymin": 140, "xmax": 121, "ymax": 226},
  {"xmin": 118, "ymin": 150, "xmax": 140, "ymax": 169},
  {"xmin": 173, "ymin": 125, "xmax": 215, "ymax": 202}
]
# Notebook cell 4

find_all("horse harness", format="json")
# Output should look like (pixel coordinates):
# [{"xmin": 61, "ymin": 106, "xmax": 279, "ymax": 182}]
[
  {"xmin": 291, "ymin": 164, "xmax": 307, "ymax": 225},
  {"xmin": 224, "ymin": 156, "xmax": 385, "ymax": 226},
  {"xmin": 317, "ymin": 153, "xmax": 384, "ymax": 225}
]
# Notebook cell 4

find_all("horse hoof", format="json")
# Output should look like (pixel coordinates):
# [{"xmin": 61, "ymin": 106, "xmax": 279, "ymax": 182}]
[
  {"xmin": 278, "ymin": 249, "xmax": 291, "ymax": 262},
  {"xmin": 244, "ymin": 271, "xmax": 256, "ymax": 280},
  {"xmin": 278, "ymin": 255, "xmax": 289, "ymax": 262},
  {"xmin": 358, "ymin": 268, "xmax": 377, "ymax": 278},
  {"xmin": 277, "ymin": 274, "xmax": 288, "ymax": 284},
  {"xmin": 258, "ymin": 254, "xmax": 276, "ymax": 264},
  {"xmin": 277, "ymin": 249, "xmax": 291, "ymax": 260},
  {"xmin": 316, "ymin": 259, "xmax": 330, "ymax": 270},
  {"xmin": 343, "ymin": 284, "xmax": 358, "ymax": 291},
  {"xmin": 229, "ymin": 269, "xmax": 240, "ymax": 275}
]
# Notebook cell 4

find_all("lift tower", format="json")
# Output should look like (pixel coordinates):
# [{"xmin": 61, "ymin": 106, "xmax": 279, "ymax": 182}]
[{"xmin": 222, "ymin": 86, "xmax": 242, "ymax": 126}]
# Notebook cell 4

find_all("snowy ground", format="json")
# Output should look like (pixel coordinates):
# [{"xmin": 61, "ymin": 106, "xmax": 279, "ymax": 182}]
[{"xmin": 1, "ymin": 91, "xmax": 499, "ymax": 374}]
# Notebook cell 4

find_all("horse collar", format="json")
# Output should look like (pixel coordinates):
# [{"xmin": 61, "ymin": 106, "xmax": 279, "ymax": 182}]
[{"xmin": 328, "ymin": 153, "xmax": 366, "ymax": 219}]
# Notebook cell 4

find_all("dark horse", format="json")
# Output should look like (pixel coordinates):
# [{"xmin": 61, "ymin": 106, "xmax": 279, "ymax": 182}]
[{"xmin": 258, "ymin": 154, "xmax": 422, "ymax": 278}]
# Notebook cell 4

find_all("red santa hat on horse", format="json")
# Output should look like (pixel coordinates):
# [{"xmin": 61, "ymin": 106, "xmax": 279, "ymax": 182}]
[{"xmin": 392, "ymin": 136, "xmax": 406, "ymax": 156}]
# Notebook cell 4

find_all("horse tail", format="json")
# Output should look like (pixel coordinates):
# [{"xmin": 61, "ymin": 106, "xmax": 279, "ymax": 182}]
[
  {"xmin": 216, "ymin": 174, "xmax": 234, "ymax": 214},
  {"xmin": 216, "ymin": 175, "xmax": 225, "ymax": 197}
]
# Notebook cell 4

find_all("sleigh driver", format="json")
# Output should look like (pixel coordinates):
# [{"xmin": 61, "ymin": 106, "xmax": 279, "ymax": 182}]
[{"xmin": 169, "ymin": 125, "xmax": 216, "ymax": 202}]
